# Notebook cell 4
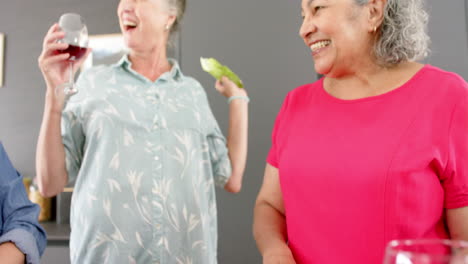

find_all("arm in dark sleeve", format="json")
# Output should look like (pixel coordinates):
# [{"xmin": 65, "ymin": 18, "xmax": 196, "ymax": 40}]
[{"xmin": 0, "ymin": 143, "xmax": 47, "ymax": 264}]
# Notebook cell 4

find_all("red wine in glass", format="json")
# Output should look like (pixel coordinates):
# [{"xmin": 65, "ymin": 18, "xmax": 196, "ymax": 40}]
[
  {"xmin": 60, "ymin": 44, "xmax": 87, "ymax": 61},
  {"xmin": 56, "ymin": 13, "xmax": 89, "ymax": 97}
]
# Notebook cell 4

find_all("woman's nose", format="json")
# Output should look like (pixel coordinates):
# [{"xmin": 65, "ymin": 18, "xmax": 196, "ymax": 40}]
[
  {"xmin": 299, "ymin": 18, "xmax": 315, "ymax": 42},
  {"xmin": 119, "ymin": 0, "xmax": 135, "ymax": 11}
]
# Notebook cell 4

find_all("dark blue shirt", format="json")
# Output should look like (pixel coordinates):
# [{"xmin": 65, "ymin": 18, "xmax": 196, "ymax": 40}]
[{"xmin": 0, "ymin": 142, "xmax": 47, "ymax": 264}]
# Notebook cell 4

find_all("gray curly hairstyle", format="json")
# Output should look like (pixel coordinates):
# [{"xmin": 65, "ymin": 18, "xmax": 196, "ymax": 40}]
[{"xmin": 355, "ymin": 0, "xmax": 430, "ymax": 66}]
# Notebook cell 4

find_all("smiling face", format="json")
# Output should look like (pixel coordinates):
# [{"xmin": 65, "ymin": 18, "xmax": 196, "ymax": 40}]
[
  {"xmin": 117, "ymin": 0, "xmax": 176, "ymax": 52},
  {"xmin": 299, "ymin": 0, "xmax": 376, "ymax": 77}
]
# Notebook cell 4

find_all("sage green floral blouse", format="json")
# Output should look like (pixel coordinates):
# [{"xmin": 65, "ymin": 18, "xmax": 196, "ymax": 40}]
[{"xmin": 62, "ymin": 55, "xmax": 231, "ymax": 264}]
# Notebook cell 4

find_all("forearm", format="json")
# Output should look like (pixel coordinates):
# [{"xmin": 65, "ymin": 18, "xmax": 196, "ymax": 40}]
[
  {"xmin": 253, "ymin": 201, "xmax": 291, "ymax": 257},
  {"xmin": 0, "ymin": 242, "xmax": 25, "ymax": 264},
  {"xmin": 225, "ymin": 99, "xmax": 248, "ymax": 193},
  {"xmin": 36, "ymin": 93, "xmax": 68, "ymax": 197},
  {"xmin": 447, "ymin": 206, "xmax": 468, "ymax": 240},
  {"xmin": 0, "ymin": 228, "xmax": 45, "ymax": 264}
]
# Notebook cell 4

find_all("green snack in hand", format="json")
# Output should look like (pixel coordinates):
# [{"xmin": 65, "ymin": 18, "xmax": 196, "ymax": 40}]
[{"xmin": 200, "ymin": 57, "xmax": 244, "ymax": 88}]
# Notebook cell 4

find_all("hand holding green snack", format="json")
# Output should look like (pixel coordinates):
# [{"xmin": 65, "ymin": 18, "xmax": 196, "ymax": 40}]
[{"xmin": 200, "ymin": 57, "xmax": 244, "ymax": 88}]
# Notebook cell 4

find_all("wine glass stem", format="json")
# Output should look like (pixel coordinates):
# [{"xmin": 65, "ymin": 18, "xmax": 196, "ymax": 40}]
[{"xmin": 69, "ymin": 61, "xmax": 74, "ymax": 85}]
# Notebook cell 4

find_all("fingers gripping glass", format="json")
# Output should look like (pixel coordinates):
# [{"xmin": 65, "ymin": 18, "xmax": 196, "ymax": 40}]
[{"xmin": 56, "ymin": 13, "xmax": 88, "ymax": 97}]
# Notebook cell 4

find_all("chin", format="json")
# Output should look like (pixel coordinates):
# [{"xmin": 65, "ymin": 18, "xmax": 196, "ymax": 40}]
[
  {"xmin": 124, "ymin": 39, "xmax": 139, "ymax": 51},
  {"xmin": 314, "ymin": 64, "xmax": 331, "ymax": 76},
  {"xmin": 123, "ymin": 37, "xmax": 132, "ymax": 47},
  {"xmin": 312, "ymin": 56, "xmax": 331, "ymax": 74}
]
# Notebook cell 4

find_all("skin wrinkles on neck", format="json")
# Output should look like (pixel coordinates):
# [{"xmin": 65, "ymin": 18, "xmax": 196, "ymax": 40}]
[
  {"xmin": 324, "ymin": 61, "xmax": 424, "ymax": 100},
  {"xmin": 129, "ymin": 42, "xmax": 172, "ymax": 82}
]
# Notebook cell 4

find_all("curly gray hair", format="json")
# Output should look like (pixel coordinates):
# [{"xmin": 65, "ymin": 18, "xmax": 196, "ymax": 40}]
[{"xmin": 355, "ymin": 0, "xmax": 430, "ymax": 66}]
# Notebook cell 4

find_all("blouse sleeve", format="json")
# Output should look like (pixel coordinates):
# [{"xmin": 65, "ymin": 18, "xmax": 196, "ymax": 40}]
[
  {"xmin": 442, "ymin": 79, "xmax": 468, "ymax": 209},
  {"xmin": 206, "ymin": 115, "xmax": 232, "ymax": 188},
  {"xmin": 267, "ymin": 93, "xmax": 291, "ymax": 168},
  {"xmin": 0, "ymin": 143, "xmax": 47, "ymax": 263},
  {"xmin": 197, "ymin": 83, "xmax": 232, "ymax": 188},
  {"xmin": 61, "ymin": 71, "xmax": 89, "ymax": 185}
]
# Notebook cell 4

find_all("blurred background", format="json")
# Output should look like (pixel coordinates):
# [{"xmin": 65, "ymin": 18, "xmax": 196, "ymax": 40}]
[{"xmin": 0, "ymin": 0, "xmax": 467, "ymax": 263}]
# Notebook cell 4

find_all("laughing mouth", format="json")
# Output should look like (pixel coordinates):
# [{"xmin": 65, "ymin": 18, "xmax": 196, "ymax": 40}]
[
  {"xmin": 310, "ymin": 40, "xmax": 331, "ymax": 52},
  {"xmin": 123, "ymin": 20, "xmax": 138, "ymax": 31}
]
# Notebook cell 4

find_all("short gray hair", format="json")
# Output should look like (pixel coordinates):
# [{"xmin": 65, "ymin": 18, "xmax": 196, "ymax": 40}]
[
  {"xmin": 355, "ymin": 0, "xmax": 430, "ymax": 66},
  {"xmin": 164, "ymin": 0, "xmax": 186, "ymax": 46}
]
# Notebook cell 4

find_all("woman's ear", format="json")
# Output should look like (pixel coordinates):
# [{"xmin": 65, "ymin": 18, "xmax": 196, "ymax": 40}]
[
  {"xmin": 366, "ymin": 0, "xmax": 386, "ymax": 32},
  {"xmin": 165, "ymin": 11, "xmax": 177, "ymax": 31}
]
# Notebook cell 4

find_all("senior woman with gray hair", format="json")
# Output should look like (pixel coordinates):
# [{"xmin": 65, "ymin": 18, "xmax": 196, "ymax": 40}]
[
  {"xmin": 253, "ymin": 0, "xmax": 468, "ymax": 263},
  {"xmin": 36, "ymin": 0, "xmax": 249, "ymax": 263}
]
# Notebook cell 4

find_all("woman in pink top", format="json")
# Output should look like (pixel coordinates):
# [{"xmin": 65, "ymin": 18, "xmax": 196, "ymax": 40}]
[{"xmin": 253, "ymin": 0, "xmax": 468, "ymax": 263}]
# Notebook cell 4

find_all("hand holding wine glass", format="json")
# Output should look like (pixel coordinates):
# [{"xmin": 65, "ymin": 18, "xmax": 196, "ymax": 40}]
[{"xmin": 38, "ymin": 13, "xmax": 90, "ymax": 109}]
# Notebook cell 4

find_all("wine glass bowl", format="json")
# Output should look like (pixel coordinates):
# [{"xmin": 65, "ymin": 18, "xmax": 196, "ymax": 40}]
[
  {"xmin": 383, "ymin": 239, "xmax": 468, "ymax": 264},
  {"xmin": 56, "ymin": 13, "xmax": 88, "ymax": 97}
]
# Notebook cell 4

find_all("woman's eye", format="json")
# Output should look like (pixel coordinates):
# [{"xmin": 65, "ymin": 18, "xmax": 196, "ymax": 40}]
[{"xmin": 312, "ymin": 6, "xmax": 325, "ymax": 15}]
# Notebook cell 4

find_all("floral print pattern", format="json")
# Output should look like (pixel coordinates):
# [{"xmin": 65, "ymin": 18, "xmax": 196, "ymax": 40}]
[{"xmin": 62, "ymin": 56, "xmax": 231, "ymax": 264}]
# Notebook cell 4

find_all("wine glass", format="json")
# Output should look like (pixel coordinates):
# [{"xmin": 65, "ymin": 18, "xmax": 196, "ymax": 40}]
[
  {"xmin": 383, "ymin": 239, "xmax": 468, "ymax": 264},
  {"xmin": 57, "ymin": 13, "xmax": 88, "ymax": 97}
]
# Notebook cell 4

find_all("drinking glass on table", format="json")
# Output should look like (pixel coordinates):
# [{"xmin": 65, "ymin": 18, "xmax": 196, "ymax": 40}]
[
  {"xmin": 56, "ymin": 13, "xmax": 88, "ymax": 97},
  {"xmin": 383, "ymin": 239, "xmax": 468, "ymax": 264}
]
